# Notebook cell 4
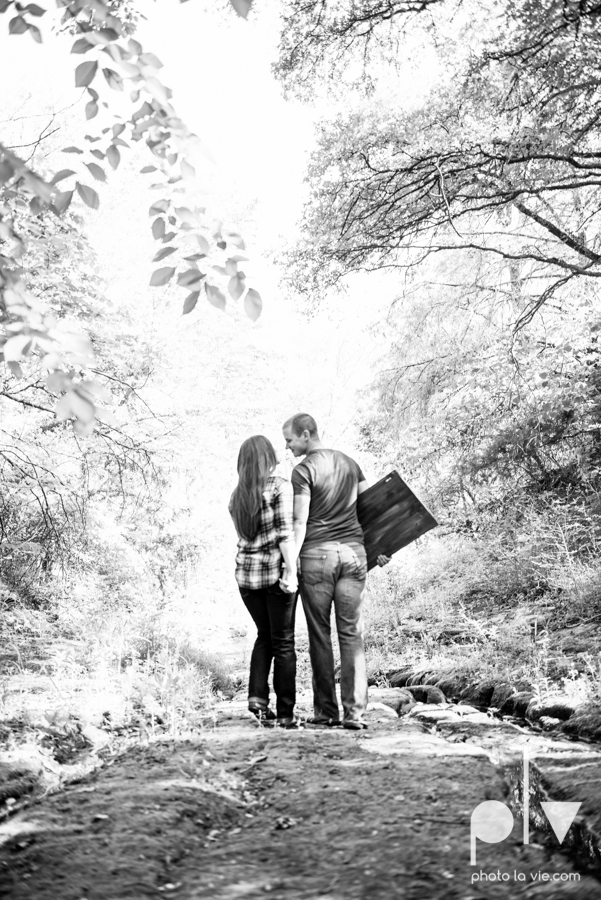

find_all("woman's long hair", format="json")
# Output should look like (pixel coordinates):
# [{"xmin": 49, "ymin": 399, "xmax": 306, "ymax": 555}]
[{"xmin": 230, "ymin": 435, "xmax": 278, "ymax": 540}]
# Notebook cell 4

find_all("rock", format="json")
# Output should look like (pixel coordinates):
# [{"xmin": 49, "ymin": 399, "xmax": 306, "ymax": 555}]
[
  {"xmin": 388, "ymin": 668, "xmax": 414, "ymax": 688},
  {"xmin": 369, "ymin": 687, "xmax": 416, "ymax": 716},
  {"xmin": 538, "ymin": 716, "xmax": 562, "ymax": 731},
  {"xmin": 364, "ymin": 702, "xmax": 400, "ymax": 722},
  {"xmin": 490, "ymin": 683, "xmax": 514, "ymax": 709},
  {"xmin": 434, "ymin": 672, "xmax": 468, "ymax": 699},
  {"xmin": 560, "ymin": 703, "xmax": 601, "ymax": 740},
  {"xmin": 525, "ymin": 697, "xmax": 575, "ymax": 723},
  {"xmin": 499, "ymin": 691, "xmax": 535, "ymax": 717},
  {"xmin": 404, "ymin": 685, "xmax": 446, "ymax": 705},
  {"xmin": 459, "ymin": 679, "xmax": 496, "ymax": 708}
]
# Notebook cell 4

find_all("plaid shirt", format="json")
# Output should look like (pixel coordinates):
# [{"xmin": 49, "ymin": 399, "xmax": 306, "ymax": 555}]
[{"xmin": 232, "ymin": 475, "xmax": 294, "ymax": 590}]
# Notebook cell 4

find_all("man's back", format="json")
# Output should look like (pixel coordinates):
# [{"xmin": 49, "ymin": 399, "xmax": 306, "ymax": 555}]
[{"xmin": 291, "ymin": 448, "xmax": 365, "ymax": 549}]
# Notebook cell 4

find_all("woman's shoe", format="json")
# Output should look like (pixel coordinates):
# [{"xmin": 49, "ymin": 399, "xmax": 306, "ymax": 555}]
[
  {"xmin": 248, "ymin": 702, "xmax": 277, "ymax": 724},
  {"xmin": 276, "ymin": 716, "xmax": 300, "ymax": 729}
]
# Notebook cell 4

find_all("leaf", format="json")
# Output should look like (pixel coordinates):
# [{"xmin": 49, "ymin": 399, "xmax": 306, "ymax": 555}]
[
  {"xmin": 153, "ymin": 245, "xmax": 175, "ymax": 262},
  {"xmin": 85, "ymin": 162, "xmax": 106, "ymax": 182},
  {"xmin": 70, "ymin": 389, "xmax": 95, "ymax": 424},
  {"xmin": 244, "ymin": 288, "xmax": 262, "ymax": 321},
  {"xmin": 177, "ymin": 269, "xmax": 203, "ymax": 288},
  {"xmin": 229, "ymin": 0, "xmax": 252, "ymax": 18},
  {"xmin": 53, "ymin": 190, "xmax": 73, "ymax": 214},
  {"xmin": 76, "ymin": 182, "xmax": 99, "ymax": 209},
  {"xmin": 141, "ymin": 165, "xmax": 157, "ymax": 174},
  {"xmin": 149, "ymin": 266, "xmax": 175, "ymax": 286},
  {"xmin": 85, "ymin": 100, "xmax": 99, "ymax": 119},
  {"xmin": 106, "ymin": 145, "xmax": 120, "ymax": 169},
  {"xmin": 75, "ymin": 60, "xmax": 98, "ymax": 87},
  {"xmin": 51, "ymin": 169, "xmax": 75, "ymax": 185},
  {"xmin": 0, "ymin": 159, "xmax": 14, "ymax": 184},
  {"xmin": 9, "ymin": 15, "xmax": 29, "ymax": 34},
  {"xmin": 149, "ymin": 199, "xmax": 169, "ymax": 215},
  {"xmin": 227, "ymin": 232, "xmax": 246, "ymax": 250},
  {"xmin": 151, "ymin": 217, "xmax": 165, "ymax": 240},
  {"xmin": 3, "ymin": 335, "xmax": 32, "ymax": 361},
  {"xmin": 72, "ymin": 37, "xmax": 93, "ymax": 53},
  {"xmin": 128, "ymin": 38, "xmax": 142, "ymax": 55},
  {"xmin": 139, "ymin": 52, "xmax": 163, "ymax": 69},
  {"xmin": 23, "ymin": 172, "xmax": 52, "ymax": 203},
  {"xmin": 205, "ymin": 282, "xmax": 226, "ymax": 310},
  {"xmin": 28, "ymin": 24, "xmax": 41, "ymax": 42},
  {"xmin": 225, "ymin": 258, "xmax": 238, "ymax": 277},
  {"xmin": 181, "ymin": 159, "xmax": 195, "ymax": 180},
  {"xmin": 7, "ymin": 361, "xmax": 23, "ymax": 379},
  {"xmin": 103, "ymin": 67, "xmax": 123, "ymax": 90},
  {"xmin": 30, "ymin": 196, "xmax": 44, "ymax": 215},
  {"xmin": 182, "ymin": 291, "xmax": 199, "ymax": 315},
  {"xmin": 25, "ymin": 4, "xmax": 46, "ymax": 16},
  {"xmin": 197, "ymin": 235, "xmax": 211, "ymax": 255},
  {"xmin": 90, "ymin": 148, "xmax": 104, "ymax": 160},
  {"xmin": 62, "ymin": 146, "xmax": 83, "ymax": 154},
  {"xmin": 228, "ymin": 274, "xmax": 245, "ymax": 301},
  {"xmin": 174, "ymin": 206, "xmax": 199, "ymax": 227}
]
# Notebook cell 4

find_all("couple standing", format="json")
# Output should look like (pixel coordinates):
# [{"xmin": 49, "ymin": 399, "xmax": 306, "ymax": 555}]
[{"xmin": 229, "ymin": 413, "xmax": 387, "ymax": 730}]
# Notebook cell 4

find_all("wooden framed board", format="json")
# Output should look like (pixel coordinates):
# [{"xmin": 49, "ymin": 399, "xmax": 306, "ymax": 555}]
[{"xmin": 357, "ymin": 471, "xmax": 438, "ymax": 570}]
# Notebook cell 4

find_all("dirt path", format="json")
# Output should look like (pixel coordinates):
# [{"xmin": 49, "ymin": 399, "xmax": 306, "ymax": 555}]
[{"xmin": 1, "ymin": 699, "xmax": 600, "ymax": 900}]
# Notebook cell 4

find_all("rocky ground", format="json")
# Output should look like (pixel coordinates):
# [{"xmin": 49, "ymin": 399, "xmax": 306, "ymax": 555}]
[{"xmin": 1, "ymin": 691, "xmax": 601, "ymax": 900}]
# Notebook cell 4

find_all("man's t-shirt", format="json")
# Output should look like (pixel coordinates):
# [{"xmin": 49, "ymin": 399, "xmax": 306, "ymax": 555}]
[{"xmin": 291, "ymin": 448, "xmax": 365, "ymax": 548}]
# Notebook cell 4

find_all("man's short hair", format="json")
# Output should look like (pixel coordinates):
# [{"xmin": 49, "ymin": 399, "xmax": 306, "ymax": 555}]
[{"xmin": 285, "ymin": 413, "xmax": 319, "ymax": 438}]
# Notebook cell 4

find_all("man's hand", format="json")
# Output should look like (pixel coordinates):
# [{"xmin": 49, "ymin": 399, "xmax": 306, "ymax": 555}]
[{"xmin": 376, "ymin": 554, "xmax": 391, "ymax": 567}]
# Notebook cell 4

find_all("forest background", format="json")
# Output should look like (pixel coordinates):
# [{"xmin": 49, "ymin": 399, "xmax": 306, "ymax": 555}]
[{"xmin": 2, "ymin": 0, "xmax": 601, "ymax": 737}]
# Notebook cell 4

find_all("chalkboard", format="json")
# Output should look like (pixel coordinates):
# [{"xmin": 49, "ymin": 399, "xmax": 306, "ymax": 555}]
[{"xmin": 357, "ymin": 471, "xmax": 438, "ymax": 570}]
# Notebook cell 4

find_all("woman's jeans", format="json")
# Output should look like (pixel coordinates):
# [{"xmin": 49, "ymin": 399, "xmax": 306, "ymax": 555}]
[
  {"xmin": 299, "ymin": 541, "xmax": 368, "ymax": 722},
  {"xmin": 239, "ymin": 582, "xmax": 298, "ymax": 719}
]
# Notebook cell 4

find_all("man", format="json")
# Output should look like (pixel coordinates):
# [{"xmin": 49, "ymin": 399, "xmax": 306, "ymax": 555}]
[{"xmin": 282, "ymin": 413, "xmax": 388, "ymax": 730}]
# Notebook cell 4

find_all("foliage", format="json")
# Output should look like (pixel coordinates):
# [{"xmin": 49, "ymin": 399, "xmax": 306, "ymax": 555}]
[
  {"xmin": 277, "ymin": 0, "xmax": 601, "ymax": 325},
  {"xmin": 0, "ymin": 0, "xmax": 261, "ymax": 431}
]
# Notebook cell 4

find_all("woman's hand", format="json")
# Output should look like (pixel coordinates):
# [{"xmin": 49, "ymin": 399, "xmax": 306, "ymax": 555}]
[
  {"xmin": 279, "ymin": 565, "xmax": 298, "ymax": 594},
  {"xmin": 376, "ymin": 554, "xmax": 391, "ymax": 567}
]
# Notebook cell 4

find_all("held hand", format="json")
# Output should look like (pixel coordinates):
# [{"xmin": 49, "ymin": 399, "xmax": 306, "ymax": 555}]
[
  {"xmin": 279, "ymin": 573, "xmax": 298, "ymax": 594},
  {"xmin": 279, "ymin": 565, "xmax": 298, "ymax": 594},
  {"xmin": 376, "ymin": 554, "xmax": 391, "ymax": 567}
]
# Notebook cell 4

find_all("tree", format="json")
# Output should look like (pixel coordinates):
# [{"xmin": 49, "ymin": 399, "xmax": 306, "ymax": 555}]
[
  {"xmin": 276, "ymin": 0, "xmax": 601, "ymax": 328},
  {"xmin": 0, "ymin": 0, "xmax": 260, "ymax": 431}
]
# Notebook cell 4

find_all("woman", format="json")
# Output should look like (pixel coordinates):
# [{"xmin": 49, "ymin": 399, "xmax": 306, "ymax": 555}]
[{"xmin": 229, "ymin": 435, "xmax": 298, "ymax": 728}]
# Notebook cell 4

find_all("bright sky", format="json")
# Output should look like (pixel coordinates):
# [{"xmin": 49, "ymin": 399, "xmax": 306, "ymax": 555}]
[{"xmin": 0, "ymin": 1, "xmax": 397, "ymax": 463}]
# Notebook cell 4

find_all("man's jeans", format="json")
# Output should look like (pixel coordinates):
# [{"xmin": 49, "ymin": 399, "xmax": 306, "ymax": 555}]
[
  {"xmin": 299, "ymin": 541, "xmax": 368, "ymax": 722},
  {"xmin": 239, "ymin": 582, "xmax": 298, "ymax": 719}
]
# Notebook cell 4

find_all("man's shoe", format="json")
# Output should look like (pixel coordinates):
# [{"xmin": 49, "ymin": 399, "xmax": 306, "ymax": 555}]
[
  {"xmin": 305, "ymin": 716, "xmax": 342, "ymax": 727},
  {"xmin": 276, "ymin": 716, "xmax": 300, "ymax": 729},
  {"xmin": 342, "ymin": 719, "xmax": 368, "ymax": 730}
]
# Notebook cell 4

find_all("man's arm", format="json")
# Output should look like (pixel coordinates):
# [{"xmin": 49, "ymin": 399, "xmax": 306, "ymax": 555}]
[
  {"xmin": 293, "ymin": 492, "xmax": 310, "ymax": 562},
  {"xmin": 357, "ymin": 477, "xmax": 390, "ymax": 567}
]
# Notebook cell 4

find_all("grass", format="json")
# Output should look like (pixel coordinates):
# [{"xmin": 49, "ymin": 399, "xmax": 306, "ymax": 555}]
[{"xmin": 362, "ymin": 511, "xmax": 601, "ymax": 705}]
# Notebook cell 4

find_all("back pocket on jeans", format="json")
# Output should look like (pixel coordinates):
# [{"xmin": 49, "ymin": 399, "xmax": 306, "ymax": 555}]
[{"xmin": 300, "ymin": 553, "xmax": 327, "ymax": 585}]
